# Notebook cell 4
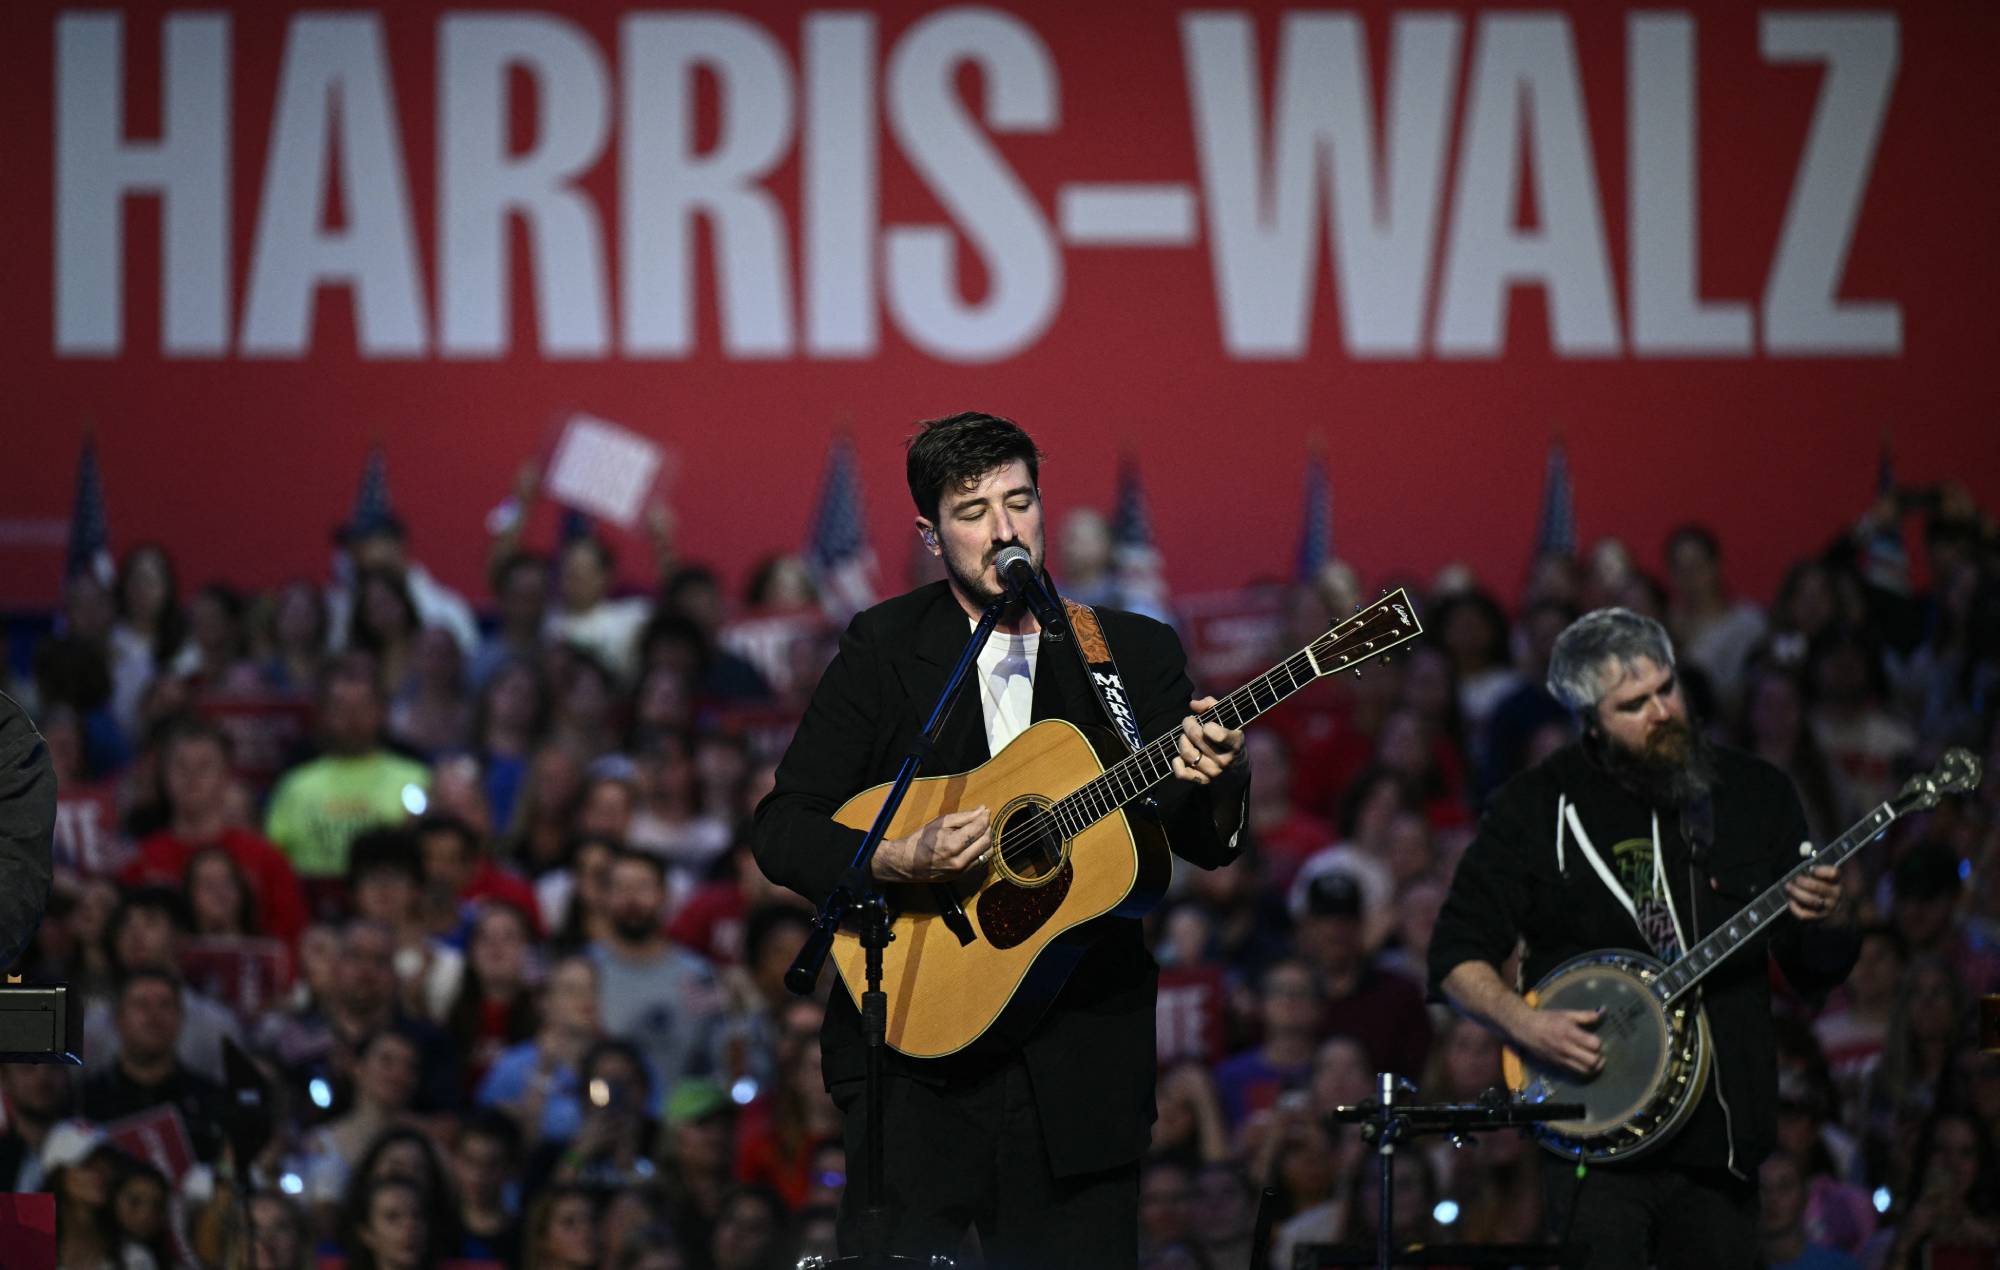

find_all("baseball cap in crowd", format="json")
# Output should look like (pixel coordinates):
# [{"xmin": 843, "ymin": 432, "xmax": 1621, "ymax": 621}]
[
  {"xmin": 1893, "ymin": 841, "xmax": 1963, "ymax": 902},
  {"xmin": 665, "ymin": 1078, "xmax": 731, "ymax": 1127},
  {"xmin": 40, "ymin": 1120, "xmax": 114, "ymax": 1173},
  {"xmin": 1303, "ymin": 871, "xmax": 1364, "ymax": 920}
]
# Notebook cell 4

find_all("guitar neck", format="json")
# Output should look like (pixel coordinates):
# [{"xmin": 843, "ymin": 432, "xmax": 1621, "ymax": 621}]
[
  {"xmin": 1049, "ymin": 590, "xmax": 1419, "ymax": 836},
  {"xmin": 1651, "ymin": 800, "xmax": 1898, "ymax": 1008}
]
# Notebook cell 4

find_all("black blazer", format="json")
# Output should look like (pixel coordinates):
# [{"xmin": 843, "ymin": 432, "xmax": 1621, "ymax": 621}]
[{"xmin": 753, "ymin": 581, "xmax": 1244, "ymax": 1177}]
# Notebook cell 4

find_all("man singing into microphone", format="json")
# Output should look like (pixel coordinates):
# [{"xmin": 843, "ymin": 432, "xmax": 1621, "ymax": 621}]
[{"xmin": 753, "ymin": 412, "xmax": 1248, "ymax": 1268}]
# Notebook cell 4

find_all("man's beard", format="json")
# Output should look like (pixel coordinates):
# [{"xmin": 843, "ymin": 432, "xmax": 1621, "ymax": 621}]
[
  {"xmin": 611, "ymin": 911, "xmax": 659, "ymax": 944},
  {"xmin": 1595, "ymin": 716, "xmax": 1718, "ymax": 808},
  {"xmin": 943, "ymin": 542, "xmax": 1028, "ymax": 614}
]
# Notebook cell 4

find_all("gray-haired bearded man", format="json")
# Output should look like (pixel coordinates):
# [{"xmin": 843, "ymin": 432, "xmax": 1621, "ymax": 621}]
[{"xmin": 1428, "ymin": 608, "xmax": 1859, "ymax": 1270}]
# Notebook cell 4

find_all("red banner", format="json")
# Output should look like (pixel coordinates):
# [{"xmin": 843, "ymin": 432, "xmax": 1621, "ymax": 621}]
[{"xmin": 4, "ymin": 1, "xmax": 1995, "ymax": 609}]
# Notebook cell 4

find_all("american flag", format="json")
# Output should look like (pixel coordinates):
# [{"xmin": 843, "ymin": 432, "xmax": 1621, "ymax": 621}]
[
  {"xmin": 1863, "ymin": 434, "xmax": 1909, "ymax": 592},
  {"xmin": 1112, "ymin": 454, "xmax": 1158, "ymax": 568},
  {"xmin": 66, "ymin": 434, "xmax": 114, "ymax": 587},
  {"xmin": 350, "ymin": 445, "xmax": 396, "ymax": 536},
  {"xmin": 1294, "ymin": 446, "xmax": 1332, "ymax": 581},
  {"xmin": 1535, "ymin": 437, "xmax": 1577, "ymax": 558},
  {"xmin": 806, "ymin": 436, "xmax": 877, "ymax": 620},
  {"xmin": 1112, "ymin": 454, "xmax": 1169, "ymax": 610}
]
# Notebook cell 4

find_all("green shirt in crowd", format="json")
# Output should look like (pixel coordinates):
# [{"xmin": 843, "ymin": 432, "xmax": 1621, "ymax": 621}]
[{"xmin": 264, "ymin": 750, "xmax": 430, "ymax": 878}]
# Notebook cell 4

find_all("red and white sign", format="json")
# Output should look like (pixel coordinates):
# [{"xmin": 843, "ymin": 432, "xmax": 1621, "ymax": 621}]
[{"xmin": 4, "ymin": 3, "xmax": 1994, "ymax": 610}]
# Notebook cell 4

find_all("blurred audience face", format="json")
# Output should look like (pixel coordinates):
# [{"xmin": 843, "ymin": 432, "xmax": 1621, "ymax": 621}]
[
  {"xmin": 355, "ymin": 1033, "xmax": 421, "ymax": 1112},
  {"xmin": 558, "ymin": 540, "xmax": 611, "ymax": 613},
  {"xmin": 578, "ymin": 779, "xmax": 636, "ymax": 842},
  {"xmin": 335, "ymin": 923, "xmax": 398, "ymax": 1018},
  {"xmin": 711, "ymin": 1190, "xmax": 782, "ymax": 1270},
  {"xmin": 544, "ymin": 957, "xmax": 601, "ymax": 1034},
  {"xmin": 1139, "ymin": 1161, "xmax": 1195, "ymax": 1250},
  {"xmin": 359, "ymin": 1182, "xmax": 428, "ymax": 1270},
  {"xmin": 607, "ymin": 857, "xmax": 667, "ymax": 945},
  {"xmin": 1193, "ymin": 1165, "xmax": 1253, "ymax": 1244},
  {"xmin": 468, "ymin": 905, "xmax": 532, "ymax": 992},
  {"xmin": 112, "ymin": 1169, "xmax": 168, "ymax": 1244},
  {"xmin": 116, "ymin": 977, "xmax": 183, "ymax": 1065},
  {"xmin": 274, "ymin": 581, "xmax": 324, "ymax": 651},
  {"xmin": 354, "ymin": 864, "xmax": 418, "ymax": 929},
  {"xmin": 1849, "ymin": 929, "xmax": 1906, "ymax": 1008},
  {"xmin": 498, "ymin": 559, "xmax": 548, "ymax": 633},
  {"xmin": 1311, "ymin": 1037, "xmax": 1371, "ymax": 1111},
  {"xmin": 187, "ymin": 849, "xmax": 248, "ymax": 934},
  {"xmin": 322, "ymin": 674, "xmax": 384, "ymax": 755},
  {"xmin": 1438, "ymin": 1018, "xmax": 1502, "ymax": 1098},
  {"xmin": 0, "ymin": 1063, "xmax": 71, "ymax": 1123},
  {"xmin": 453, "ymin": 1128, "xmax": 510, "ymax": 1206},
  {"xmin": 164, "ymin": 732, "xmax": 231, "ymax": 822},
  {"xmin": 247, "ymin": 1194, "xmax": 305, "ymax": 1270},
  {"xmin": 1758, "ymin": 1154, "xmax": 1808, "ymax": 1237},
  {"xmin": 1261, "ymin": 962, "xmax": 1319, "ymax": 1041},
  {"xmin": 298, "ymin": 923, "xmax": 342, "ymax": 1003},
  {"xmin": 115, "ymin": 905, "xmax": 179, "ymax": 972}
]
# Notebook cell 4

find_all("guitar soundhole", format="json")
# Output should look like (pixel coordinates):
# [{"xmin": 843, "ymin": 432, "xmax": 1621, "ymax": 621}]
[{"xmin": 993, "ymin": 798, "xmax": 1068, "ymax": 887}]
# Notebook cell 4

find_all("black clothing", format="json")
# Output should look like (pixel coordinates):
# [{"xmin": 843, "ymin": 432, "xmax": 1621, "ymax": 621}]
[
  {"xmin": 1542, "ymin": 1155, "xmax": 1760, "ymax": 1270},
  {"xmin": 833, "ymin": 1054, "xmax": 1141, "ymax": 1270},
  {"xmin": 753, "ymin": 581, "xmax": 1243, "ymax": 1256},
  {"xmin": 81, "ymin": 1060, "xmax": 232, "ymax": 1164},
  {"xmin": 1428, "ymin": 739, "xmax": 1858, "ymax": 1174},
  {"xmin": 0, "ymin": 692, "xmax": 56, "ymax": 970}
]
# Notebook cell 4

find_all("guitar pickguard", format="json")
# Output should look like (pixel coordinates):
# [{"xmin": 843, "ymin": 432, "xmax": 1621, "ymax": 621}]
[{"xmin": 976, "ymin": 862, "xmax": 1075, "ymax": 949}]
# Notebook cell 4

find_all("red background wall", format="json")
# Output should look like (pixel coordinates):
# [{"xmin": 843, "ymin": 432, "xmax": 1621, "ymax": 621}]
[{"xmin": 4, "ymin": 0, "xmax": 1995, "ymax": 609}]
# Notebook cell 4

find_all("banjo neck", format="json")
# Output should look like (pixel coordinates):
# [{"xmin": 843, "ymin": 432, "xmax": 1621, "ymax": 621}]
[
  {"xmin": 1646, "ymin": 746, "xmax": 1979, "ymax": 1010},
  {"xmin": 1646, "ymin": 801, "xmax": 1895, "ymax": 1010}
]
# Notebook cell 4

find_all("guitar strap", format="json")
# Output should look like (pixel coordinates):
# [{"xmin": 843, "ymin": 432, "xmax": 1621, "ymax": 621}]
[{"xmin": 1060, "ymin": 599, "xmax": 1143, "ymax": 755}]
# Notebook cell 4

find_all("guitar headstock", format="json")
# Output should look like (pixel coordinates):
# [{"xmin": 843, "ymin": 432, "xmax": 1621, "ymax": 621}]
[{"xmin": 1306, "ymin": 589, "xmax": 1424, "ymax": 679}]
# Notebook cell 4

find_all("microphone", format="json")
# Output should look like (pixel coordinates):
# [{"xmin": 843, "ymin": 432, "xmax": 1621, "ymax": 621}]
[{"xmin": 993, "ymin": 544, "xmax": 1068, "ymax": 639}]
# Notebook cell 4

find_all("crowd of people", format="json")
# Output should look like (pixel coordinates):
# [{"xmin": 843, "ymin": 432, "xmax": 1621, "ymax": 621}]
[{"xmin": 4, "ymin": 468, "xmax": 1998, "ymax": 1270}]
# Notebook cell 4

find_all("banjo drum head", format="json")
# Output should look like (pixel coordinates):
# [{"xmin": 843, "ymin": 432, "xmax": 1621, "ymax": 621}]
[{"xmin": 1521, "ymin": 962, "xmax": 1672, "ymax": 1137}]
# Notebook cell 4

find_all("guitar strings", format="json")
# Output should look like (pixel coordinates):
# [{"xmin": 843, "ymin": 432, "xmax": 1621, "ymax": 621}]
[{"xmin": 984, "ymin": 602, "xmax": 1408, "ymax": 874}]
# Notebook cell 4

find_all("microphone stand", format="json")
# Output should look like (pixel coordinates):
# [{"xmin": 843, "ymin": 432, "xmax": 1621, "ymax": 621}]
[{"xmin": 786, "ymin": 589, "xmax": 1017, "ymax": 1269}]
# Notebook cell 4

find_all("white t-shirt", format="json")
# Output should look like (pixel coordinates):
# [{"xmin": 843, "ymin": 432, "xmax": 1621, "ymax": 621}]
[{"xmin": 974, "ymin": 622, "xmax": 1041, "ymax": 756}]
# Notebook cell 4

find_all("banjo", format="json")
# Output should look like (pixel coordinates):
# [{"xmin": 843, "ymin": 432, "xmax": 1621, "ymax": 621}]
[{"xmin": 1502, "ymin": 747, "xmax": 1983, "ymax": 1163}]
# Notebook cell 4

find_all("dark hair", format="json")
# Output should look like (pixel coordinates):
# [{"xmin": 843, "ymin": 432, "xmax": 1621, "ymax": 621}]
[
  {"xmin": 459, "ymin": 1107, "xmax": 525, "ymax": 1164},
  {"xmin": 413, "ymin": 812, "xmax": 482, "ymax": 867},
  {"xmin": 347, "ymin": 567, "xmax": 421, "ymax": 656},
  {"xmin": 183, "ymin": 844, "xmax": 259, "ymax": 936},
  {"xmin": 343, "ymin": 1175, "xmax": 442, "ymax": 1270},
  {"xmin": 115, "ymin": 543, "xmax": 187, "ymax": 667},
  {"xmin": 1334, "ymin": 767, "xmax": 1420, "ymax": 840},
  {"xmin": 347, "ymin": 827, "xmax": 423, "ymax": 891},
  {"xmin": 488, "ymin": 549, "xmax": 550, "ymax": 598},
  {"xmin": 1664, "ymin": 523, "xmax": 1722, "ymax": 564},
  {"xmin": 523, "ymin": 1184, "xmax": 598, "ymax": 1270},
  {"xmin": 608, "ymin": 845, "xmax": 669, "ymax": 886},
  {"xmin": 159, "ymin": 713, "xmax": 234, "ymax": 765},
  {"xmin": 105, "ymin": 887, "xmax": 194, "ymax": 972},
  {"xmin": 108, "ymin": 1156, "xmax": 174, "ymax": 1265},
  {"xmin": 560, "ymin": 534, "xmax": 616, "ymax": 574},
  {"xmin": 444, "ymin": 902, "xmax": 540, "ymax": 1052},
  {"xmin": 1431, "ymin": 588, "xmax": 1512, "ymax": 670},
  {"xmin": 320, "ymin": 654, "xmax": 385, "ymax": 705},
  {"xmin": 1905, "ymin": 1110, "xmax": 1999, "ymax": 1221},
  {"xmin": 905, "ymin": 412, "xmax": 1044, "ymax": 523},
  {"xmin": 743, "ymin": 902, "xmax": 813, "ymax": 969},
  {"xmin": 115, "ymin": 965, "xmax": 185, "ymax": 1005}
]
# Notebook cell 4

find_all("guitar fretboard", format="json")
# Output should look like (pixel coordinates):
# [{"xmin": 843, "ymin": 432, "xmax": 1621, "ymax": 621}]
[{"xmin": 1045, "ymin": 590, "xmax": 1420, "ymax": 839}]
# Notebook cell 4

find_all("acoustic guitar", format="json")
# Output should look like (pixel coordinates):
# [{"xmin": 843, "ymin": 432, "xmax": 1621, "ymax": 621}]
[
  {"xmin": 827, "ymin": 589, "xmax": 1424, "ymax": 1058},
  {"xmin": 1502, "ymin": 747, "xmax": 1982, "ymax": 1163}
]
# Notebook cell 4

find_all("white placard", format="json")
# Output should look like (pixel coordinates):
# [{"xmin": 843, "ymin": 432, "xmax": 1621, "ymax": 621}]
[{"xmin": 543, "ymin": 413, "xmax": 664, "ymax": 528}]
